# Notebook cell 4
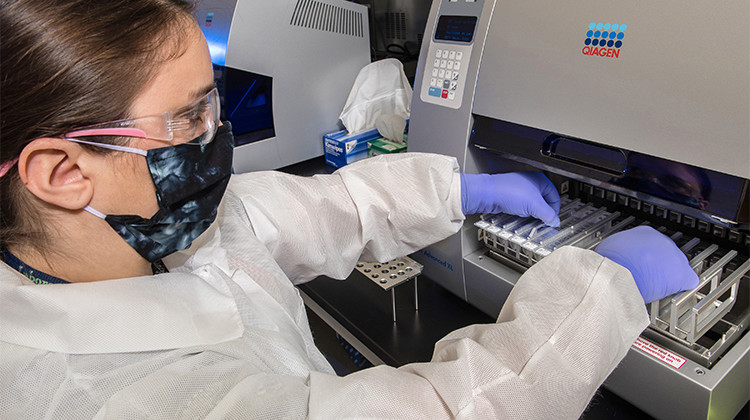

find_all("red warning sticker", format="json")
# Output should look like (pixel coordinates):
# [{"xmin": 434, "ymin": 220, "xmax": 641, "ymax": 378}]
[{"xmin": 633, "ymin": 336, "xmax": 687, "ymax": 369}]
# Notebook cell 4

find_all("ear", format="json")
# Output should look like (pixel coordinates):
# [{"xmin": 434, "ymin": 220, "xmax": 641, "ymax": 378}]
[{"xmin": 17, "ymin": 138, "xmax": 94, "ymax": 210}]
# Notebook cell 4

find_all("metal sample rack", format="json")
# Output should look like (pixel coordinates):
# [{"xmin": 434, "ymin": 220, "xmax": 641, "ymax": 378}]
[{"xmin": 355, "ymin": 256, "xmax": 423, "ymax": 323}]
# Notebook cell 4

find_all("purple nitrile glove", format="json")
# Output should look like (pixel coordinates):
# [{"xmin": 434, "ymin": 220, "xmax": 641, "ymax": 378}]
[
  {"xmin": 595, "ymin": 226, "xmax": 700, "ymax": 303},
  {"xmin": 460, "ymin": 172, "xmax": 561, "ymax": 227}
]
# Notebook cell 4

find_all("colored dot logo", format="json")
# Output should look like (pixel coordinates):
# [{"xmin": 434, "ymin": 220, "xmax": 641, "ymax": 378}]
[{"xmin": 583, "ymin": 22, "xmax": 626, "ymax": 58}]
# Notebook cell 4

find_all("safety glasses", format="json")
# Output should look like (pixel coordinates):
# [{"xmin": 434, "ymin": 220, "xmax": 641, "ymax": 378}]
[{"xmin": 65, "ymin": 87, "xmax": 220, "ymax": 146}]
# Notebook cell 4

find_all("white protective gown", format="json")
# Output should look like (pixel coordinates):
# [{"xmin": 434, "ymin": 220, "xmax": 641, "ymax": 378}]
[{"xmin": 0, "ymin": 153, "xmax": 648, "ymax": 419}]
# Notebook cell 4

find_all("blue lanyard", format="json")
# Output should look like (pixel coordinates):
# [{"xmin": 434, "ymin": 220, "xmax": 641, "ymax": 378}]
[
  {"xmin": 1, "ymin": 248, "xmax": 168, "ymax": 283},
  {"xmin": 1, "ymin": 248, "xmax": 70, "ymax": 284}
]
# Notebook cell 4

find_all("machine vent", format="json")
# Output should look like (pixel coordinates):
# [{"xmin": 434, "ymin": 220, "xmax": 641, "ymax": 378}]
[
  {"xmin": 385, "ymin": 12, "xmax": 406, "ymax": 40},
  {"xmin": 290, "ymin": 0, "xmax": 365, "ymax": 38}
]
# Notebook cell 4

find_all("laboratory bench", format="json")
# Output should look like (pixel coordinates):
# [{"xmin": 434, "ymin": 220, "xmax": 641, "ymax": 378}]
[
  {"xmin": 281, "ymin": 156, "xmax": 749, "ymax": 420},
  {"xmin": 298, "ymin": 268, "xmax": 653, "ymax": 419}
]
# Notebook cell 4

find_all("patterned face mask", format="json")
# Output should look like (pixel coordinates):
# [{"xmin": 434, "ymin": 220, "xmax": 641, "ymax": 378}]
[{"xmin": 73, "ymin": 123, "xmax": 234, "ymax": 262}]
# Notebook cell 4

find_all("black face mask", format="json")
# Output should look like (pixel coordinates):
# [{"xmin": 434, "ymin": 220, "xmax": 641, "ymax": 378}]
[{"xmin": 82, "ymin": 123, "xmax": 235, "ymax": 262}]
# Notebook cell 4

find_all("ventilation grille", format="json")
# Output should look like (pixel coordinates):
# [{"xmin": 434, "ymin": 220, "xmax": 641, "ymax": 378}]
[
  {"xmin": 290, "ymin": 0, "xmax": 365, "ymax": 37},
  {"xmin": 385, "ymin": 12, "xmax": 406, "ymax": 40}
]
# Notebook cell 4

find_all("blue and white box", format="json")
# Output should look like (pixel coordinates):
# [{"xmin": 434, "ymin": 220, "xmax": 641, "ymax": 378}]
[
  {"xmin": 323, "ymin": 128, "xmax": 382, "ymax": 168},
  {"xmin": 324, "ymin": 120, "xmax": 410, "ymax": 168}
]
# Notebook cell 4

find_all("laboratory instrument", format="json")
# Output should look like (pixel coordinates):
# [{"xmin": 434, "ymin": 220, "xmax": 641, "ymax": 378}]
[
  {"xmin": 193, "ymin": 0, "xmax": 371, "ymax": 172},
  {"xmin": 408, "ymin": 1, "xmax": 750, "ymax": 419}
]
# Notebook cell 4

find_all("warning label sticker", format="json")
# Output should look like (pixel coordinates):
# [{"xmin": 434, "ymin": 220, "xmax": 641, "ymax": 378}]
[{"xmin": 633, "ymin": 336, "xmax": 687, "ymax": 369}]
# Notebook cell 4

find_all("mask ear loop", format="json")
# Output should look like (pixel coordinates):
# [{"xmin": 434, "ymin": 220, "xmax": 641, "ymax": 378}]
[{"xmin": 83, "ymin": 205, "xmax": 107, "ymax": 219}]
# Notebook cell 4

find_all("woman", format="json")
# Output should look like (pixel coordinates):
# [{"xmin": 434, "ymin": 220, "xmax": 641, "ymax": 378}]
[{"xmin": 0, "ymin": 0, "xmax": 697, "ymax": 418}]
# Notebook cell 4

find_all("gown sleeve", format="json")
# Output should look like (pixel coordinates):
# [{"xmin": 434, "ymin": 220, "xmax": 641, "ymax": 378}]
[
  {"xmin": 307, "ymin": 246, "xmax": 649, "ymax": 419},
  {"xmin": 228, "ymin": 152, "xmax": 464, "ymax": 284}
]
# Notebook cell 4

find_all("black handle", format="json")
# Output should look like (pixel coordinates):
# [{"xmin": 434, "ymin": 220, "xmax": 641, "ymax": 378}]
[{"xmin": 541, "ymin": 135, "xmax": 628, "ymax": 177}]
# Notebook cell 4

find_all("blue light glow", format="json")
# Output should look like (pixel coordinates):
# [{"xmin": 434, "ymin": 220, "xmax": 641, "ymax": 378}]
[{"xmin": 206, "ymin": 39, "xmax": 227, "ymax": 66}]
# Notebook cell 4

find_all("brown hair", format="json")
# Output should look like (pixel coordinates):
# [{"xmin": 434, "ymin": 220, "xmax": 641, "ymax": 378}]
[{"xmin": 0, "ymin": 0, "xmax": 195, "ymax": 252}]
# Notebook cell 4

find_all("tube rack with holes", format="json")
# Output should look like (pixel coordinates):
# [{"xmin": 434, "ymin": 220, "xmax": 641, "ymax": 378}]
[{"xmin": 354, "ymin": 256, "xmax": 423, "ymax": 323}]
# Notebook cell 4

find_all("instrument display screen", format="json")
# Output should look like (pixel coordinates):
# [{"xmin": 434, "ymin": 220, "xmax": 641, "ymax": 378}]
[
  {"xmin": 213, "ymin": 64, "xmax": 275, "ymax": 147},
  {"xmin": 434, "ymin": 15, "xmax": 478, "ymax": 43}
]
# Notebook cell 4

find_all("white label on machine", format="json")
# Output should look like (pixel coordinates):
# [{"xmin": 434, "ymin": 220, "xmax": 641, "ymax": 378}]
[{"xmin": 633, "ymin": 336, "xmax": 687, "ymax": 369}]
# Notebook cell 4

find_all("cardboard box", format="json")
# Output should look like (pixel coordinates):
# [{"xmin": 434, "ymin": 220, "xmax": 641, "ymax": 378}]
[
  {"xmin": 324, "ymin": 119, "xmax": 410, "ymax": 168},
  {"xmin": 368, "ymin": 137, "xmax": 407, "ymax": 157},
  {"xmin": 323, "ymin": 128, "xmax": 382, "ymax": 168}
]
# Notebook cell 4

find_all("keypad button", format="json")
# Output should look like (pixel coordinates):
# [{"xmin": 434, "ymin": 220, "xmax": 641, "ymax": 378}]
[{"xmin": 426, "ymin": 47, "xmax": 466, "ymax": 103}]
